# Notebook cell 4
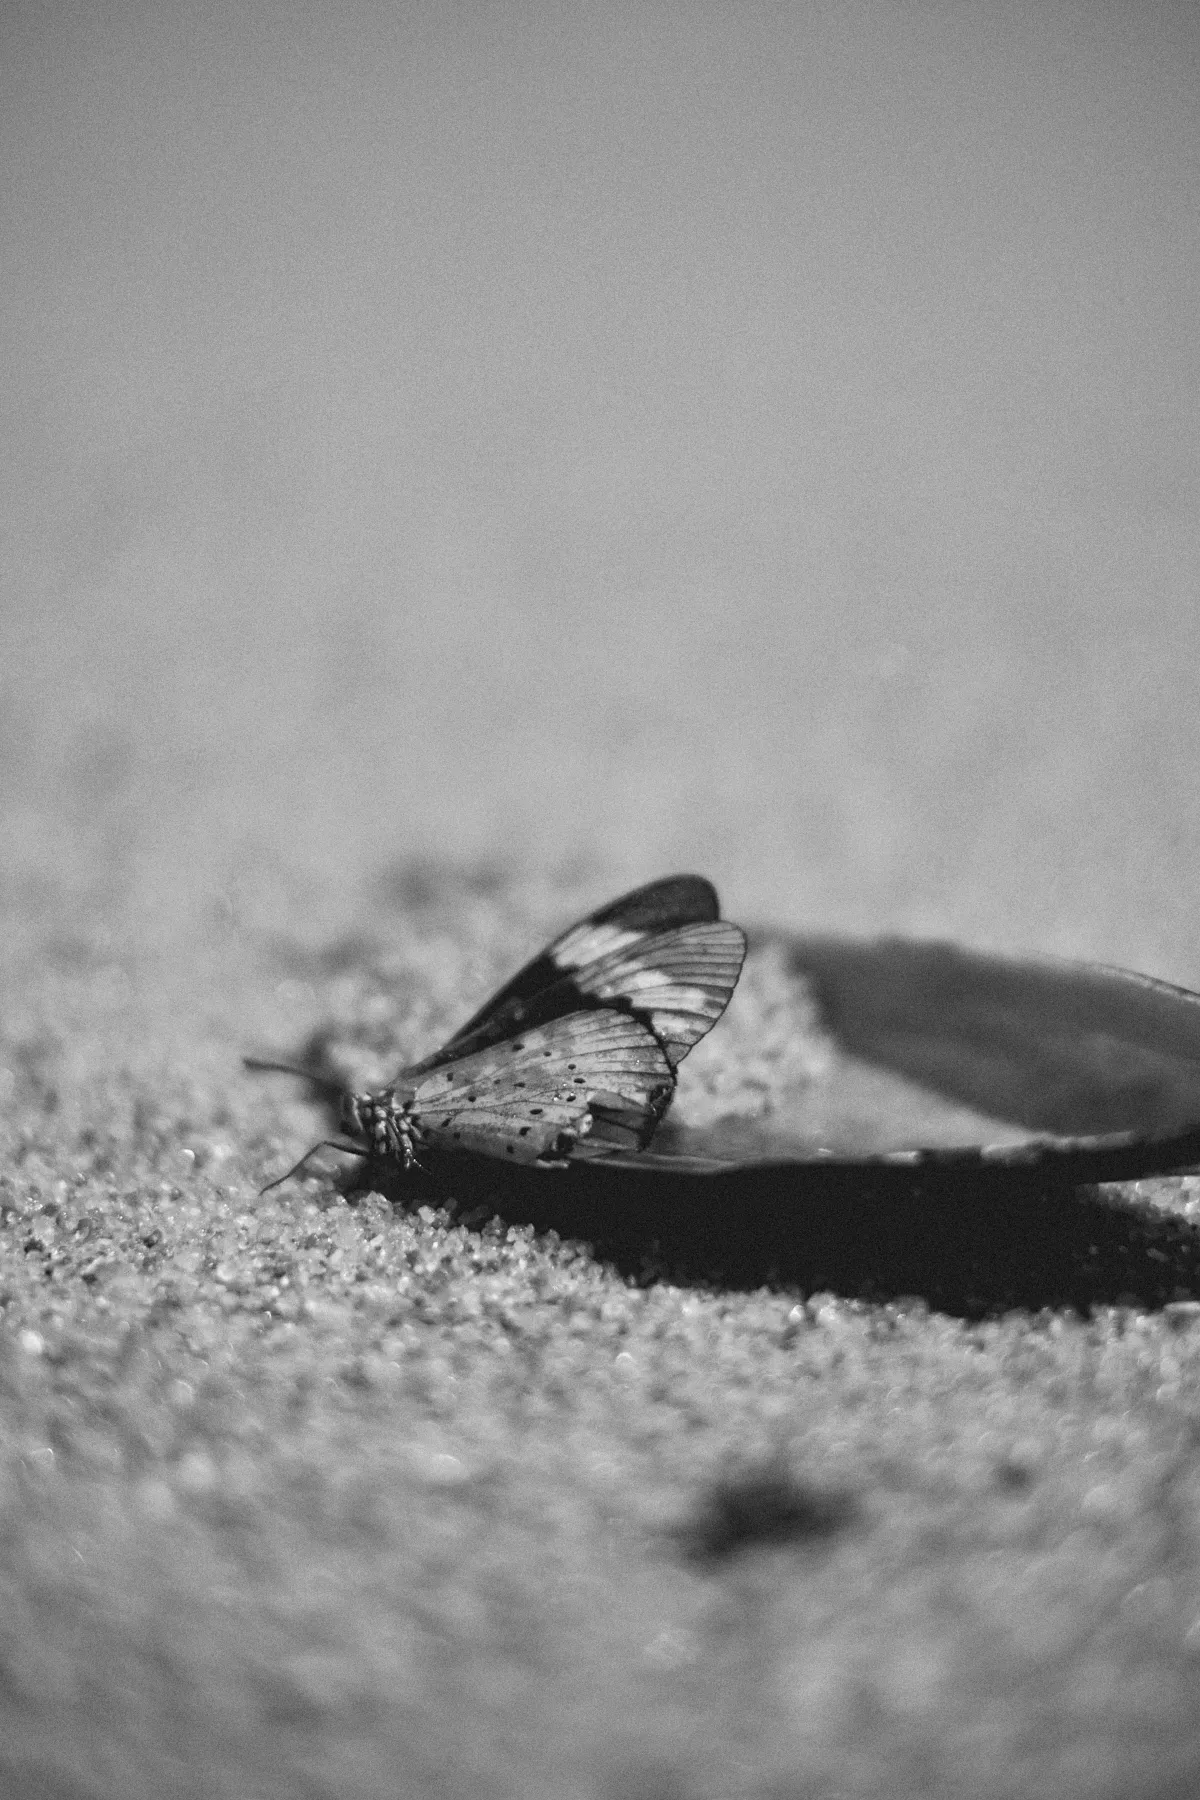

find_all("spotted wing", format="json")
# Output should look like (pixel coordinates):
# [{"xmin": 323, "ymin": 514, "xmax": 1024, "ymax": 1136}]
[
  {"xmin": 405, "ymin": 874, "xmax": 745, "ymax": 1076},
  {"xmin": 408, "ymin": 1011, "xmax": 676, "ymax": 1164}
]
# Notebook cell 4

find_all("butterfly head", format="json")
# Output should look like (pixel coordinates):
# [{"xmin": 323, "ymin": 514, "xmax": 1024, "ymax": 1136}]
[{"xmin": 341, "ymin": 1088, "xmax": 421, "ymax": 1168}]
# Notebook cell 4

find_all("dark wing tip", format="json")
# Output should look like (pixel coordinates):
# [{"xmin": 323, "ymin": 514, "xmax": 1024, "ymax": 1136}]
[{"xmin": 588, "ymin": 874, "xmax": 721, "ymax": 929}]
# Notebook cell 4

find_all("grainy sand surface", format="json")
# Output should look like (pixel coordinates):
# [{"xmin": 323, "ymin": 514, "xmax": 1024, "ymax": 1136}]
[
  {"xmin": 4, "ymin": 4, "xmax": 1200, "ymax": 1795},
  {"xmin": 6, "ymin": 865, "xmax": 1200, "ymax": 1800}
]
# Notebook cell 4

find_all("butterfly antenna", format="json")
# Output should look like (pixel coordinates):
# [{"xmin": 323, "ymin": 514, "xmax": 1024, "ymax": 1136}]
[
  {"xmin": 243, "ymin": 1057, "xmax": 347, "ymax": 1103},
  {"xmin": 259, "ymin": 1139, "xmax": 366, "ymax": 1195}
]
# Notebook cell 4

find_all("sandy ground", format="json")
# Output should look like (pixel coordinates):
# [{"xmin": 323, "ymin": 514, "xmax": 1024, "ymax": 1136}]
[
  {"xmin": 5, "ymin": 868, "xmax": 1200, "ymax": 1799},
  {"xmin": 4, "ymin": 4, "xmax": 1200, "ymax": 1795}
]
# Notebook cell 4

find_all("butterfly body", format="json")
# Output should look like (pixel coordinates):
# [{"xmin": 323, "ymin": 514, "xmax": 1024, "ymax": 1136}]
[
  {"xmin": 252, "ymin": 876, "xmax": 746, "ymax": 1187},
  {"xmin": 342, "ymin": 1090, "xmax": 421, "ymax": 1168}
]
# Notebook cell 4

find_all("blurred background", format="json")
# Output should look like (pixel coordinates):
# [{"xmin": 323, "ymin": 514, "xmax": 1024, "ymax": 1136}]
[{"xmin": 3, "ymin": 0, "xmax": 1198, "ymax": 973}]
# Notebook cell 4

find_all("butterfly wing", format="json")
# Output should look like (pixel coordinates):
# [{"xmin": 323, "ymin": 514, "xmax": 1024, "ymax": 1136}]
[
  {"xmin": 528, "ymin": 919, "xmax": 749, "ymax": 1069},
  {"xmin": 408, "ymin": 1011, "xmax": 675, "ymax": 1164},
  {"xmin": 405, "ymin": 875, "xmax": 745, "ymax": 1076}
]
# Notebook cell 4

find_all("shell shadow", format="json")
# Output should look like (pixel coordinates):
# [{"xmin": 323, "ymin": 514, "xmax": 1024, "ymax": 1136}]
[{"xmin": 368, "ymin": 1150, "xmax": 1200, "ymax": 1320}]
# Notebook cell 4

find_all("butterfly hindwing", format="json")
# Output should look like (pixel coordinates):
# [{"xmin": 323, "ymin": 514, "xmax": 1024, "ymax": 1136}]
[
  {"xmin": 404, "ymin": 874, "xmax": 744, "ymax": 1076},
  {"xmin": 409, "ymin": 1010, "xmax": 676, "ymax": 1164}
]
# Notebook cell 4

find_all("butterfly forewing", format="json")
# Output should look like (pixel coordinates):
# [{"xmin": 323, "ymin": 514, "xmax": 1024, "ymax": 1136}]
[
  {"xmin": 409, "ymin": 1011, "xmax": 675, "ymax": 1164},
  {"xmin": 404, "ymin": 875, "xmax": 743, "ymax": 1076},
  {"xmin": 543, "ymin": 920, "xmax": 747, "ymax": 1067}
]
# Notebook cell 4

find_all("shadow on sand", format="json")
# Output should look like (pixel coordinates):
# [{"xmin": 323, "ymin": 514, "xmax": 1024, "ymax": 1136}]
[{"xmin": 359, "ymin": 1151, "xmax": 1200, "ymax": 1320}]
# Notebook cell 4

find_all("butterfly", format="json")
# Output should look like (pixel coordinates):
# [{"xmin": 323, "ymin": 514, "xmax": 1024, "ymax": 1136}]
[{"xmin": 249, "ymin": 874, "xmax": 747, "ymax": 1188}]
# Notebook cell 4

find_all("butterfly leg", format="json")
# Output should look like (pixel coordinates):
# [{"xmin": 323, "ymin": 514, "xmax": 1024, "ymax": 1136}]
[
  {"xmin": 259, "ymin": 1138, "xmax": 367, "ymax": 1194},
  {"xmin": 396, "ymin": 1118, "xmax": 423, "ymax": 1172}
]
